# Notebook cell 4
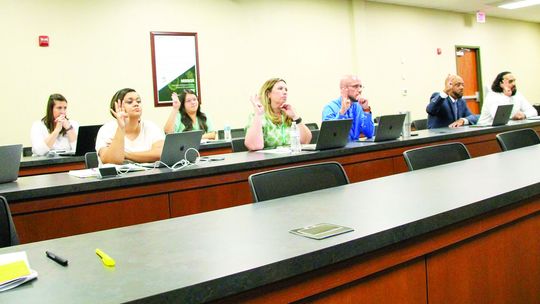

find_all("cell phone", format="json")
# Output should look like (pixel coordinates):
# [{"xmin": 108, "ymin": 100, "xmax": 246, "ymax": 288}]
[{"xmin": 98, "ymin": 167, "xmax": 118, "ymax": 179}]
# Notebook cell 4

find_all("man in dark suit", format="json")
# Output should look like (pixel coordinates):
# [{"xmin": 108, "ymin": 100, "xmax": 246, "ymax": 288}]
[{"xmin": 426, "ymin": 74, "xmax": 478, "ymax": 128}]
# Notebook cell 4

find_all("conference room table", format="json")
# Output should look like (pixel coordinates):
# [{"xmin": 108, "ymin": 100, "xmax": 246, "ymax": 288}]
[
  {"xmin": 1, "ymin": 120, "xmax": 539, "ymax": 244},
  {"xmin": 0, "ymin": 144, "xmax": 538, "ymax": 303},
  {"xmin": 18, "ymin": 140, "xmax": 233, "ymax": 176}
]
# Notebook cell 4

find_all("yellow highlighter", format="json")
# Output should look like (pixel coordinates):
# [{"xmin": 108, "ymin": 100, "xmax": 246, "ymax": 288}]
[{"xmin": 95, "ymin": 248, "xmax": 116, "ymax": 267}]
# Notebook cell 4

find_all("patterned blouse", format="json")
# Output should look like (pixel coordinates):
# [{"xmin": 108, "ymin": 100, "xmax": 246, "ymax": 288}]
[{"xmin": 245, "ymin": 113, "xmax": 291, "ymax": 149}]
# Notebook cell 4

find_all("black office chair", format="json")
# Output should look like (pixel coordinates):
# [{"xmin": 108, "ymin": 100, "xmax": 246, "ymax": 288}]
[
  {"xmin": 496, "ymin": 128, "xmax": 540, "ymax": 151},
  {"xmin": 411, "ymin": 119, "xmax": 427, "ymax": 131},
  {"xmin": 22, "ymin": 147, "xmax": 33, "ymax": 157},
  {"xmin": 310, "ymin": 129, "xmax": 320, "ymax": 144},
  {"xmin": 231, "ymin": 138, "xmax": 248, "ymax": 152},
  {"xmin": 248, "ymin": 162, "xmax": 349, "ymax": 202},
  {"xmin": 305, "ymin": 123, "xmax": 319, "ymax": 131},
  {"xmin": 403, "ymin": 142, "xmax": 471, "ymax": 171},
  {"xmin": 218, "ymin": 128, "xmax": 246, "ymax": 140},
  {"xmin": 0, "ymin": 196, "xmax": 19, "ymax": 248},
  {"xmin": 85, "ymin": 152, "xmax": 99, "ymax": 169}
]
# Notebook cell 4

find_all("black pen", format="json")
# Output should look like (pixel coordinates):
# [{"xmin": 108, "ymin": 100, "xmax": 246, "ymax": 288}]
[{"xmin": 46, "ymin": 251, "xmax": 68, "ymax": 266}]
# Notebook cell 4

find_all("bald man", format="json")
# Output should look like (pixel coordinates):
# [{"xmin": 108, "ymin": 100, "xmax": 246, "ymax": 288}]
[
  {"xmin": 322, "ymin": 75, "xmax": 374, "ymax": 140},
  {"xmin": 426, "ymin": 74, "xmax": 478, "ymax": 129}
]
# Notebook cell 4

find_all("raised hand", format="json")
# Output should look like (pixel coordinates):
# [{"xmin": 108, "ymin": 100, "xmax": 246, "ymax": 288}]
[
  {"xmin": 250, "ymin": 94, "xmax": 264, "ymax": 116},
  {"xmin": 171, "ymin": 92, "xmax": 181, "ymax": 110},
  {"xmin": 110, "ymin": 100, "xmax": 129, "ymax": 129},
  {"xmin": 340, "ymin": 87, "xmax": 351, "ymax": 115}
]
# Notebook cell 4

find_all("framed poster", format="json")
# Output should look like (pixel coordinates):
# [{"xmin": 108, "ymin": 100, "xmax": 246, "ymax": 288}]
[{"xmin": 150, "ymin": 32, "xmax": 201, "ymax": 107}]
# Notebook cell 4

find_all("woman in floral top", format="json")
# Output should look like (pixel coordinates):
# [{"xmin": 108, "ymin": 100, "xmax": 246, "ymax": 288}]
[{"xmin": 244, "ymin": 78, "xmax": 311, "ymax": 150}]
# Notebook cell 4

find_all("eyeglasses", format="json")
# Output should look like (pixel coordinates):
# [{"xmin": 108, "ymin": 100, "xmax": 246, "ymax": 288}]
[{"xmin": 349, "ymin": 84, "xmax": 364, "ymax": 89}]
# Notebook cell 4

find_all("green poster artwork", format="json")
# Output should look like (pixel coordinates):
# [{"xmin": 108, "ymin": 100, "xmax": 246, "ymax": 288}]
[{"xmin": 159, "ymin": 66, "xmax": 198, "ymax": 101}]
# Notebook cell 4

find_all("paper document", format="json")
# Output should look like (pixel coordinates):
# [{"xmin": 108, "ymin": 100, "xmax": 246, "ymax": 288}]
[{"xmin": 0, "ymin": 251, "xmax": 38, "ymax": 292}]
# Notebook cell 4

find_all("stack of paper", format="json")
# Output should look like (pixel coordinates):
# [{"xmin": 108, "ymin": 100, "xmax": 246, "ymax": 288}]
[{"xmin": 0, "ymin": 251, "xmax": 38, "ymax": 292}]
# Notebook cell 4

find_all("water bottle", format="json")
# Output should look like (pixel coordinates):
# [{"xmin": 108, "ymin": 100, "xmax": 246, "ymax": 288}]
[
  {"xmin": 400, "ymin": 111, "xmax": 411, "ymax": 139},
  {"xmin": 289, "ymin": 122, "xmax": 301, "ymax": 153},
  {"xmin": 224, "ymin": 125, "xmax": 232, "ymax": 141}
]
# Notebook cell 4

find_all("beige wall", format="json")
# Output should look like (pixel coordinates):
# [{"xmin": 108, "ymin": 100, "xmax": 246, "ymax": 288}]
[{"xmin": 1, "ymin": 0, "xmax": 539, "ymax": 146}]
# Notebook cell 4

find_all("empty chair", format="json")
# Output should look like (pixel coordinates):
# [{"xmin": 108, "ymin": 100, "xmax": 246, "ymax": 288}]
[
  {"xmin": 309, "ymin": 129, "xmax": 320, "ymax": 144},
  {"xmin": 248, "ymin": 161, "xmax": 349, "ymax": 202},
  {"xmin": 85, "ymin": 152, "xmax": 99, "ymax": 169},
  {"xmin": 218, "ymin": 128, "xmax": 246, "ymax": 140},
  {"xmin": 305, "ymin": 123, "xmax": 319, "ymax": 131},
  {"xmin": 496, "ymin": 128, "xmax": 540, "ymax": 151},
  {"xmin": 403, "ymin": 142, "xmax": 470, "ymax": 171},
  {"xmin": 231, "ymin": 138, "xmax": 248, "ymax": 152},
  {"xmin": 0, "ymin": 196, "xmax": 19, "ymax": 248},
  {"xmin": 411, "ymin": 119, "xmax": 427, "ymax": 131}
]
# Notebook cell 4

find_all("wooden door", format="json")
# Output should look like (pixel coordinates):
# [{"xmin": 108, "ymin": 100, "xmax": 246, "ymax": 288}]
[{"xmin": 456, "ymin": 47, "xmax": 481, "ymax": 114}]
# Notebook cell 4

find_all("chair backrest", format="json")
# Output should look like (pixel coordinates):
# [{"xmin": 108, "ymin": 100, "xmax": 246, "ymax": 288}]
[
  {"xmin": 403, "ymin": 142, "xmax": 471, "ymax": 171},
  {"xmin": 411, "ymin": 119, "xmax": 427, "ymax": 131},
  {"xmin": 231, "ymin": 138, "xmax": 248, "ymax": 152},
  {"xmin": 218, "ymin": 128, "xmax": 246, "ymax": 140},
  {"xmin": 248, "ymin": 162, "xmax": 349, "ymax": 202},
  {"xmin": 305, "ymin": 123, "xmax": 319, "ymax": 131},
  {"xmin": 85, "ymin": 152, "xmax": 99, "ymax": 169},
  {"xmin": 496, "ymin": 128, "xmax": 540, "ymax": 151},
  {"xmin": 0, "ymin": 196, "xmax": 19, "ymax": 248},
  {"xmin": 309, "ymin": 129, "xmax": 320, "ymax": 144},
  {"xmin": 22, "ymin": 147, "xmax": 33, "ymax": 157}
]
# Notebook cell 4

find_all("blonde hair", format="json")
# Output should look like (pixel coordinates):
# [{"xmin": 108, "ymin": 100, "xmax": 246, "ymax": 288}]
[{"xmin": 259, "ymin": 78, "xmax": 292, "ymax": 126}]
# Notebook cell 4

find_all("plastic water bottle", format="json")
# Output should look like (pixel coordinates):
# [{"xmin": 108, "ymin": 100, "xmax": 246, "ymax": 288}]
[
  {"xmin": 224, "ymin": 125, "xmax": 232, "ymax": 141},
  {"xmin": 400, "ymin": 111, "xmax": 411, "ymax": 139},
  {"xmin": 289, "ymin": 122, "xmax": 301, "ymax": 153}
]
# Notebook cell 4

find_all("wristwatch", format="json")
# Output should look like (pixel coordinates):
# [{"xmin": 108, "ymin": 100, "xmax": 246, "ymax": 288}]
[{"xmin": 294, "ymin": 117, "xmax": 302, "ymax": 124}]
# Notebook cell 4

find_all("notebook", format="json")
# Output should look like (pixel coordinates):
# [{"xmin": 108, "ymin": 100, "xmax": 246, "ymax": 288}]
[
  {"xmin": 364, "ymin": 113, "xmax": 406, "ymax": 142},
  {"xmin": 59, "ymin": 125, "xmax": 102, "ymax": 156},
  {"xmin": 0, "ymin": 144, "xmax": 22, "ymax": 184},
  {"xmin": 302, "ymin": 119, "xmax": 352, "ymax": 151},
  {"xmin": 471, "ymin": 104, "xmax": 513, "ymax": 127},
  {"xmin": 144, "ymin": 130, "xmax": 204, "ymax": 167}
]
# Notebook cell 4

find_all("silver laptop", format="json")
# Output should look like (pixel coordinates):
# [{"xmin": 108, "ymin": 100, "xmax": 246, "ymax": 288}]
[
  {"xmin": 0, "ymin": 144, "xmax": 22, "ymax": 184},
  {"xmin": 150, "ymin": 130, "xmax": 204, "ymax": 167},
  {"xmin": 471, "ymin": 104, "xmax": 513, "ymax": 127},
  {"xmin": 364, "ymin": 114, "xmax": 406, "ymax": 142},
  {"xmin": 59, "ymin": 125, "xmax": 102, "ymax": 156},
  {"xmin": 302, "ymin": 119, "xmax": 352, "ymax": 151}
]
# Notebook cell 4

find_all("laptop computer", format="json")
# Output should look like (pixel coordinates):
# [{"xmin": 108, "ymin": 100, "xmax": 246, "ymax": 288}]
[
  {"xmin": 148, "ymin": 130, "xmax": 204, "ymax": 167},
  {"xmin": 364, "ymin": 113, "xmax": 406, "ymax": 142},
  {"xmin": 471, "ymin": 104, "xmax": 513, "ymax": 127},
  {"xmin": 0, "ymin": 144, "xmax": 22, "ymax": 184},
  {"xmin": 302, "ymin": 119, "xmax": 352, "ymax": 151},
  {"xmin": 59, "ymin": 125, "xmax": 102, "ymax": 156}
]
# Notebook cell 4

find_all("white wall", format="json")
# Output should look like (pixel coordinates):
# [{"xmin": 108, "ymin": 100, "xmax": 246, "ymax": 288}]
[{"xmin": 1, "ymin": 0, "xmax": 539, "ymax": 146}]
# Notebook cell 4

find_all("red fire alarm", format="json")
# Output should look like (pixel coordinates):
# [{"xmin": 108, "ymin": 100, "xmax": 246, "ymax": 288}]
[
  {"xmin": 39, "ymin": 35, "xmax": 49, "ymax": 47},
  {"xmin": 437, "ymin": 48, "xmax": 442, "ymax": 55}
]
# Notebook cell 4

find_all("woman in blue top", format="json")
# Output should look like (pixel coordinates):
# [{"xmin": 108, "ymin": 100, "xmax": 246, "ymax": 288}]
[{"xmin": 164, "ymin": 89, "xmax": 216, "ymax": 139}]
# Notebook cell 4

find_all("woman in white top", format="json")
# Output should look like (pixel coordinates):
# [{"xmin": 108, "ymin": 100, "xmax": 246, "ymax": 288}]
[
  {"xmin": 31, "ymin": 93, "xmax": 79, "ymax": 156},
  {"xmin": 95, "ymin": 88, "xmax": 165, "ymax": 165},
  {"xmin": 478, "ymin": 71, "xmax": 537, "ymax": 125}
]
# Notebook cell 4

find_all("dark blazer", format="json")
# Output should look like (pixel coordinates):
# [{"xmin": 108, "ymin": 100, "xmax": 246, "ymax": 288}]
[{"xmin": 426, "ymin": 93, "xmax": 478, "ymax": 129}]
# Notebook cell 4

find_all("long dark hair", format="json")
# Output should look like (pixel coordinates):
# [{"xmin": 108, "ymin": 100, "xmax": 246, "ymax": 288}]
[
  {"xmin": 42, "ymin": 93, "xmax": 68, "ymax": 136},
  {"xmin": 491, "ymin": 71, "xmax": 512, "ymax": 94},
  {"xmin": 109, "ymin": 88, "xmax": 136, "ymax": 118},
  {"xmin": 178, "ymin": 89, "xmax": 208, "ymax": 132}
]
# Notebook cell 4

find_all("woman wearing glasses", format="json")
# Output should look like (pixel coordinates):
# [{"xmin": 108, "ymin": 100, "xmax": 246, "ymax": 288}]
[{"xmin": 164, "ymin": 89, "xmax": 216, "ymax": 140}]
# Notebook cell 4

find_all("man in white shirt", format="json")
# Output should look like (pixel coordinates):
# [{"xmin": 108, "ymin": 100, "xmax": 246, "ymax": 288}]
[{"xmin": 477, "ymin": 72, "xmax": 537, "ymax": 125}]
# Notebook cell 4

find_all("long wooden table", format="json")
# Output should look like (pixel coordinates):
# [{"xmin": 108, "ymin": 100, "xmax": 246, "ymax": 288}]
[
  {"xmin": 1, "ymin": 145, "xmax": 538, "ymax": 303},
  {"xmin": 2, "ymin": 121, "xmax": 540, "ymax": 243}
]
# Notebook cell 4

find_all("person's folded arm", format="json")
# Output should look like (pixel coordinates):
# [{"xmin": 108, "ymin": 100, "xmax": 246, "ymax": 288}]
[{"xmin": 125, "ymin": 140, "xmax": 164, "ymax": 163}]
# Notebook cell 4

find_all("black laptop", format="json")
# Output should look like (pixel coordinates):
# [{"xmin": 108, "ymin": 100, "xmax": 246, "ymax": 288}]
[
  {"xmin": 302, "ymin": 119, "xmax": 352, "ymax": 151},
  {"xmin": 364, "ymin": 114, "xmax": 406, "ymax": 142},
  {"xmin": 471, "ymin": 104, "xmax": 513, "ymax": 127},
  {"xmin": 59, "ymin": 125, "xmax": 102, "ymax": 156},
  {"xmin": 0, "ymin": 144, "xmax": 22, "ymax": 184},
  {"xmin": 142, "ymin": 130, "xmax": 203, "ymax": 167}
]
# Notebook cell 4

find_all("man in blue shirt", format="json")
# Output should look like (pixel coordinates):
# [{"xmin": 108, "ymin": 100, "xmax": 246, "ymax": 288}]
[
  {"xmin": 322, "ymin": 75, "xmax": 374, "ymax": 141},
  {"xmin": 427, "ymin": 74, "xmax": 478, "ymax": 129}
]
